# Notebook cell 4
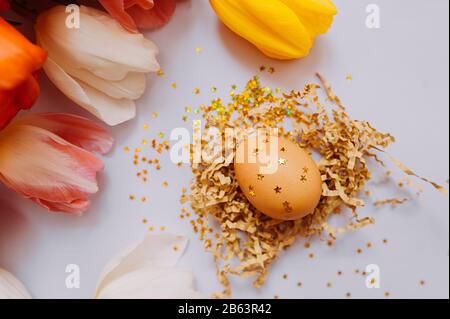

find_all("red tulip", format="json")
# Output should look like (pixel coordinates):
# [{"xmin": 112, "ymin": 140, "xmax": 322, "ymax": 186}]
[
  {"xmin": 98, "ymin": 0, "xmax": 176, "ymax": 33},
  {"xmin": 0, "ymin": 0, "xmax": 9, "ymax": 12}
]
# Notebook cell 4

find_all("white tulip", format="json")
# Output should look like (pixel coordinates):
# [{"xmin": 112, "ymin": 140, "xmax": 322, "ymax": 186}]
[
  {"xmin": 0, "ymin": 269, "xmax": 31, "ymax": 299},
  {"xmin": 35, "ymin": 6, "xmax": 160, "ymax": 126},
  {"xmin": 96, "ymin": 234, "xmax": 206, "ymax": 299}
]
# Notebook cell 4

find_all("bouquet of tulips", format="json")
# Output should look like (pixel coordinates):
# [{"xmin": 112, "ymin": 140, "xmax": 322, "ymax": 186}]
[{"xmin": 0, "ymin": 0, "xmax": 176, "ymax": 214}]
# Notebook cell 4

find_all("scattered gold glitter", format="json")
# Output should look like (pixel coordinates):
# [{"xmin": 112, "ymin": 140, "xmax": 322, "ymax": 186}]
[
  {"xmin": 129, "ymin": 195, "xmax": 135, "ymax": 201},
  {"xmin": 179, "ymin": 74, "xmax": 444, "ymax": 298},
  {"xmin": 141, "ymin": 139, "xmax": 148, "ymax": 145},
  {"xmin": 194, "ymin": 87, "xmax": 201, "ymax": 94},
  {"xmin": 346, "ymin": 74, "xmax": 353, "ymax": 81},
  {"xmin": 274, "ymin": 295, "xmax": 279, "ymax": 299},
  {"xmin": 152, "ymin": 112, "xmax": 158, "ymax": 119},
  {"xmin": 148, "ymin": 226, "xmax": 155, "ymax": 232},
  {"xmin": 158, "ymin": 132, "xmax": 164, "ymax": 139},
  {"xmin": 123, "ymin": 147, "xmax": 130, "ymax": 153},
  {"xmin": 302, "ymin": 167, "xmax": 309, "ymax": 174},
  {"xmin": 280, "ymin": 147, "xmax": 286, "ymax": 152},
  {"xmin": 259, "ymin": 66, "xmax": 266, "ymax": 72},
  {"xmin": 357, "ymin": 248, "xmax": 363, "ymax": 254},
  {"xmin": 171, "ymin": 82, "xmax": 177, "ymax": 89},
  {"xmin": 195, "ymin": 47, "xmax": 203, "ymax": 54},
  {"xmin": 160, "ymin": 226, "xmax": 166, "ymax": 231},
  {"xmin": 143, "ymin": 124, "xmax": 149, "ymax": 130},
  {"xmin": 141, "ymin": 196, "xmax": 146, "ymax": 203},
  {"xmin": 185, "ymin": 106, "xmax": 191, "ymax": 113},
  {"xmin": 142, "ymin": 218, "xmax": 148, "ymax": 224},
  {"xmin": 367, "ymin": 242, "xmax": 373, "ymax": 248},
  {"xmin": 257, "ymin": 174, "xmax": 265, "ymax": 181},
  {"xmin": 282, "ymin": 274, "xmax": 288, "ymax": 280},
  {"xmin": 157, "ymin": 69, "xmax": 165, "ymax": 77},
  {"xmin": 268, "ymin": 67, "xmax": 275, "ymax": 74},
  {"xmin": 420, "ymin": 280, "xmax": 426, "ymax": 286},
  {"xmin": 337, "ymin": 271, "xmax": 343, "ymax": 276},
  {"xmin": 173, "ymin": 245, "xmax": 179, "ymax": 252},
  {"xmin": 346, "ymin": 292, "xmax": 352, "ymax": 298},
  {"xmin": 211, "ymin": 86, "xmax": 218, "ymax": 93},
  {"xmin": 300, "ymin": 175, "xmax": 307, "ymax": 182},
  {"xmin": 385, "ymin": 291, "xmax": 390, "ymax": 298},
  {"xmin": 278, "ymin": 158, "xmax": 287, "ymax": 165},
  {"xmin": 308, "ymin": 253, "xmax": 315, "ymax": 259},
  {"xmin": 354, "ymin": 269, "xmax": 360, "ymax": 275},
  {"xmin": 304, "ymin": 243, "xmax": 311, "ymax": 249},
  {"xmin": 274, "ymin": 186, "xmax": 282, "ymax": 194},
  {"xmin": 163, "ymin": 181, "xmax": 169, "ymax": 187},
  {"xmin": 383, "ymin": 239, "xmax": 389, "ymax": 245},
  {"xmin": 182, "ymin": 116, "xmax": 188, "ymax": 122},
  {"xmin": 297, "ymin": 282, "xmax": 302, "ymax": 287},
  {"xmin": 326, "ymin": 282, "xmax": 332, "ymax": 288}
]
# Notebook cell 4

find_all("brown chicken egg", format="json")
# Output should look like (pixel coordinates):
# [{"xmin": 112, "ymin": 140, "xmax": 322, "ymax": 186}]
[{"xmin": 234, "ymin": 134, "xmax": 322, "ymax": 220}]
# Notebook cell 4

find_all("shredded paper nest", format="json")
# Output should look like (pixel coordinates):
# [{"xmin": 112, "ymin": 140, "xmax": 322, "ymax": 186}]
[{"xmin": 180, "ymin": 74, "xmax": 446, "ymax": 298}]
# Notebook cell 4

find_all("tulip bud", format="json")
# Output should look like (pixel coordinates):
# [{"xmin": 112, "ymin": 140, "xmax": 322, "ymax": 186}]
[{"xmin": 210, "ymin": 0, "xmax": 337, "ymax": 60}]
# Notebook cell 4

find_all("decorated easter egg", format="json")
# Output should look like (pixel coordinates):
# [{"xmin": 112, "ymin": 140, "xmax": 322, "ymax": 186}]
[{"xmin": 234, "ymin": 134, "xmax": 322, "ymax": 220}]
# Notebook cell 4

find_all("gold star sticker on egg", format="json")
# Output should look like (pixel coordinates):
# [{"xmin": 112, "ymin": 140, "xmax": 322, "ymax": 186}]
[{"xmin": 278, "ymin": 158, "xmax": 288, "ymax": 165}]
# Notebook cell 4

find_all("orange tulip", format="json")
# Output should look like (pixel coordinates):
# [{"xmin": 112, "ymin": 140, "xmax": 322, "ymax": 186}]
[{"xmin": 0, "ymin": 17, "xmax": 47, "ymax": 130}]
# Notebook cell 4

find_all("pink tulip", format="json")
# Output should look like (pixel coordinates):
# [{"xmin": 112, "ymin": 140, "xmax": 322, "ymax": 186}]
[
  {"xmin": 0, "ymin": 113, "xmax": 113, "ymax": 214},
  {"xmin": 98, "ymin": 0, "xmax": 176, "ymax": 33}
]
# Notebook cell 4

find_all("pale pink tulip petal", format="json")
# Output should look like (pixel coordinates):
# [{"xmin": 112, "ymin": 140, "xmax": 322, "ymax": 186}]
[
  {"xmin": 15, "ymin": 113, "xmax": 114, "ymax": 155},
  {"xmin": 0, "ymin": 123, "xmax": 106, "ymax": 214},
  {"xmin": 127, "ymin": 0, "xmax": 176, "ymax": 30}
]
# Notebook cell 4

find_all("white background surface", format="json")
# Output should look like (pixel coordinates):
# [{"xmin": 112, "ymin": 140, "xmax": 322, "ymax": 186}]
[{"xmin": 0, "ymin": 0, "xmax": 449, "ymax": 299}]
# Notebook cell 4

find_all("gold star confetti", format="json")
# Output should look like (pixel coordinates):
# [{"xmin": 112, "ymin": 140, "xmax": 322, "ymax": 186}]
[
  {"xmin": 346, "ymin": 74, "xmax": 353, "ymax": 81},
  {"xmin": 420, "ymin": 280, "xmax": 426, "ymax": 286},
  {"xmin": 302, "ymin": 167, "xmax": 309, "ymax": 174},
  {"xmin": 367, "ymin": 242, "xmax": 373, "ymax": 248},
  {"xmin": 357, "ymin": 248, "xmax": 363, "ymax": 254},
  {"xmin": 283, "ymin": 201, "xmax": 293, "ymax": 213},
  {"xmin": 249, "ymin": 185, "xmax": 256, "ymax": 197},
  {"xmin": 308, "ymin": 253, "xmax": 315, "ymax": 259},
  {"xmin": 326, "ymin": 282, "xmax": 332, "ymax": 288},
  {"xmin": 282, "ymin": 274, "xmax": 288, "ymax": 280},
  {"xmin": 383, "ymin": 239, "xmax": 389, "ymax": 245},
  {"xmin": 123, "ymin": 146, "xmax": 130, "ymax": 153},
  {"xmin": 300, "ymin": 175, "xmax": 307, "ymax": 182},
  {"xmin": 143, "ymin": 124, "xmax": 149, "ymax": 130},
  {"xmin": 346, "ymin": 292, "xmax": 352, "ymax": 298},
  {"xmin": 160, "ymin": 226, "xmax": 166, "ymax": 231},
  {"xmin": 257, "ymin": 174, "xmax": 265, "ymax": 181},
  {"xmin": 182, "ymin": 116, "xmax": 188, "ymax": 122},
  {"xmin": 211, "ymin": 86, "xmax": 218, "ymax": 93},
  {"xmin": 304, "ymin": 242, "xmax": 311, "ymax": 249},
  {"xmin": 171, "ymin": 82, "xmax": 177, "ymax": 89},
  {"xmin": 280, "ymin": 147, "xmax": 286, "ymax": 152},
  {"xmin": 278, "ymin": 158, "xmax": 287, "ymax": 165},
  {"xmin": 268, "ymin": 67, "xmax": 275, "ymax": 74},
  {"xmin": 195, "ymin": 47, "xmax": 203, "ymax": 54},
  {"xmin": 185, "ymin": 106, "xmax": 191, "ymax": 113},
  {"xmin": 129, "ymin": 195, "xmax": 135, "ymax": 201},
  {"xmin": 141, "ymin": 196, "xmax": 146, "ymax": 203},
  {"xmin": 259, "ymin": 65, "xmax": 266, "ymax": 72},
  {"xmin": 157, "ymin": 69, "xmax": 165, "ymax": 77},
  {"xmin": 163, "ymin": 181, "xmax": 169, "ymax": 187},
  {"xmin": 385, "ymin": 291, "xmax": 390, "ymax": 298},
  {"xmin": 274, "ymin": 186, "xmax": 282, "ymax": 194},
  {"xmin": 194, "ymin": 87, "xmax": 201, "ymax": 94},
  {"xmin": 337, "ymin": 271, "xmax": 343, "ymax": 276},
  {"xmin": 152, "ymin": 112, "xmax": 158, "ymax": 119},
  {"xmin": 173, "ymin": 245, "xmax": 179, "ymax": 252},
  {"xmin": 297, "ymin": 282, "xmax": 302, "ymax": 287}
]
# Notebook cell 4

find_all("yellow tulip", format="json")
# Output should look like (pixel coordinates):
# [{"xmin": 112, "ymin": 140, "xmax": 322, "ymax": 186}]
[{"xmin": 210, "ymin": 0, "xmax": 337, "ymax": 60}]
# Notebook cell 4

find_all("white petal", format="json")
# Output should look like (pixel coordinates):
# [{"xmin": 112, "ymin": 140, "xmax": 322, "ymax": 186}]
[
  {"xmin": 43, "ymin": 58, "xmax": 136, "ymax": 126},
  {"xmin": 35, "ymin": 5, "xmax": 160, "ymax": 80},
  {"xmin": 97, "ymin": 266, "xmax": 205, "ymax": 299},
  {"xmin": 96, "ymin": 234, "xmax": 206, "ymax": 299},
  {"xmin": 0, "ymin": 269, "xmax": 32, "ymax": 299}
]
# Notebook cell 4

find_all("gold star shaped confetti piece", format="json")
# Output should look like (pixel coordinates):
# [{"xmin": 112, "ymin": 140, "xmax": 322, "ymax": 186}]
[
  {"xmin": 194, "ymin": 87, "xmax": 200, "ymax": 94},
  {"xmin": 249, "ymin": 185, "xmax": 256, "ymax": 197},
  {"xmin": 257, "ymin": 174, "xmax": 265, "ymax": 181},
  {"xmin": 274, "ymin": 186, "xmax": 282, "ymax": 194},
  {"xmin": 300, "ymin": 175, "xmax": 307, "ymax": 182},
  {"xmin": 157, "ymin": 69, "xmax": 165, "ymax": 77},
  {"xmin": 152, "ymin": 112, "xmax": 158, "ymax": 119},
  {"xmin": 280, "ymin": 147, "xmax": 286, "ymax": 152},
  {"xmin": 302, "ymin": 167, "xmax": 309, "ymax": 174},
  {"xmin": 195, "ymin": 47, "xmax": 203, "ymax": 54},
  {"xmin": 283, "ymin": 201, "xmax": 293, "ymax": 213},
  {"xmin": 346, "ymin": 74, "xmax": 353, "ymax": 81},
  {"xmin": 171, "ymin": 82, "xmax": 177, "ymax": 89},
  {"xmin": 253, "ymin": 148, "xmax": 259, "ymax": 155},
  {"xmin": 278, "ymin": 158, "xmax": 287, "ymax": 165}
]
